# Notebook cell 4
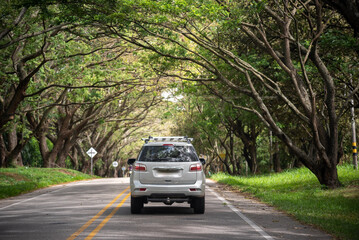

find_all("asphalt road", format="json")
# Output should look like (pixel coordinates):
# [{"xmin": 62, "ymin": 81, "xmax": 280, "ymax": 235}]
[{"xmin": 0, "ymin": 178, "xmax": 332, "ymax": 240}]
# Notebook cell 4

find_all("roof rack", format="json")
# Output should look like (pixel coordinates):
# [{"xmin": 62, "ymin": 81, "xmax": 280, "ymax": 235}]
[{"xmin": 141, "ymin": 136, "xmax": 193, "ymax": 144}]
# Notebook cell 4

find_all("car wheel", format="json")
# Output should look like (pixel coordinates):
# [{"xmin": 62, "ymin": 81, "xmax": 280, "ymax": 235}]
[
  {"xmin": 131, "ymin": 196, "xmax": 143, "ymax": 214},
  {"xmin": 192, "ymin": 197, "xmax": 205, "ymax": 214}
]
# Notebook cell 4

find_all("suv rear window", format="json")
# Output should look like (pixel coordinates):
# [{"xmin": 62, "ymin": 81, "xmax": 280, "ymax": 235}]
[{"xmin": 138, "ymin": 145, "xmax": 198, "ymax": 162}]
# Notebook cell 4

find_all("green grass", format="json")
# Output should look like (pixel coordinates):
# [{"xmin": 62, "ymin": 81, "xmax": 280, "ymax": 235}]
[
  {"xmin": 211, "ymin": 165, "xmax": 359, "ymax": 240},
  {"xmin": 0, "ymin": 167, "xmax": 97, "ymax": 199}
]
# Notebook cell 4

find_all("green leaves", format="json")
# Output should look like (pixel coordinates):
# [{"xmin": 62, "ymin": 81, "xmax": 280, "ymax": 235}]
[{"xmin": 321, "ymin": 29, "xmax": 359, "ymax": 51}]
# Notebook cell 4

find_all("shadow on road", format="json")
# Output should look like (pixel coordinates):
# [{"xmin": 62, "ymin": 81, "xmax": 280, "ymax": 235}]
[{"xmin": 139, "ymin": 206, "xmax": 194, "ymax": 215}]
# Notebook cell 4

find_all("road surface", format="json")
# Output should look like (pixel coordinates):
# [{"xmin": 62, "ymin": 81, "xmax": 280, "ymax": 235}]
[{"xmin": 0, "ymin": 178, "xmax": 332, "ymax": 239}]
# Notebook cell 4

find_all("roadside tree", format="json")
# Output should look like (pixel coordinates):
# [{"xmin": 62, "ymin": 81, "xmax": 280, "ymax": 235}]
[{"xmin": 97, "ymin": 0, "xmax": 359, "ymax": 188}]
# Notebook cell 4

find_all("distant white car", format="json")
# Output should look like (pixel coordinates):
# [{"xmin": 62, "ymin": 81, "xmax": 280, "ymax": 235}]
[{"xmin": 127, "ymin": 136, "xmax": 206, "ymax": 214}]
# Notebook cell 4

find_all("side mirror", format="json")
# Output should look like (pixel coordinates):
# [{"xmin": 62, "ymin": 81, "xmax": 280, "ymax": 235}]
[
  {"xmin": 127, "ymin": 158, "xmax": 136, "ymax": 165},
  {"xmin": 199, "ymin": 158, "xmax": 206, "ymax": 165}
]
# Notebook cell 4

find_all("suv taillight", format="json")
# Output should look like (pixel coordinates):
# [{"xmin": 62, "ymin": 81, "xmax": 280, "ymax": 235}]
[
  {"xmin": 190, "ymin": 163, "xmax": 202, "ymax": 171},
  {"xmin": 135, "ymin": 163, "xmax": 146, "ymax": 171}
]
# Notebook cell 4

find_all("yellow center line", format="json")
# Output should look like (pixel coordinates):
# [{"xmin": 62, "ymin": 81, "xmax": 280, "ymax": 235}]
[
  {"xmin": 85, "ymin": 192, "xmax": 131, "ymax": 240},
  {"xmin": 67, "ymin": 186, "xmax": 130, "ymax": 240}
]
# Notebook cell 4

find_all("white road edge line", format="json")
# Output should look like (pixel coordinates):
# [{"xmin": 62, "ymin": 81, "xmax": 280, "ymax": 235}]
[
  {"xmin": 0, "ymin": 188, "xmax": 63, "ymax": 210},
  {"xmin": 0, "ymin": 179, "xmax": 119, "ymax": 211},
  {"xmin": 207, "ymin": 187, "xmax": 274, "ymax": 240},
  {"xmin": 0, "ymin": 184, "xmax": 72, "ymax": 211},
  {"xmin": 0, "ymin": 180, "xmax": 102, "ymax": 210}
]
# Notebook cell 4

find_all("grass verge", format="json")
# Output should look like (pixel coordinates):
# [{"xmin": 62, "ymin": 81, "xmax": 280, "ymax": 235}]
[
  {"xmin": 0, "ymin": 167, "xmax": 97, "ymax": 199},
  {"xmin": 211, "ymin": 165, "xmax": 359, "ymax": 240}
]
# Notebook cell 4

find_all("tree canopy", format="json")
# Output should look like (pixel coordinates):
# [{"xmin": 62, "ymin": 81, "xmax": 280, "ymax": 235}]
[{"xmin": 1, "ymin": 0, "xmax": 358, "ymax": 188}]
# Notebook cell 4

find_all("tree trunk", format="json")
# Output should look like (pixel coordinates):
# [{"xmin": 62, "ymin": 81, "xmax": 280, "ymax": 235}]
[
  {"xmin": 57, "ymin": 139, "xmax": 71, "ymax": 168},
  {"xmin": 39, "ymin": 133, "xmax": 50, "ymax": 167},
  {"xmin": 273, "ymin": 142, "xmax": 281, "ymax": 172},
  {"xmin": 5, "ymin": 126, "xmax": 24, "ymax": 167},
  {"xmin": 221, "ymin": 155, "xmax": 233, "ymax": 175},
  {"xmin": 243, "ymin": 143, "xmax": 258, "ymax": 174},
  {"xmin": 232, "ymin": 121, "xmax": 258, "ymax": 174},
  {"xmin": 228, "ymin": 131, "xmax": 240, "ymax": 174},
  {"xmin": 311, "ymin": 164, "xmax": 341, "ymax": 189},
  {"xmin": 82, "ymin": 159, "xmax": 91, "ymax": 175},
  {"xmin": 0, "ymin": 135, "xmax": 7, "ymax": 167},
  {"xmin": 46, "ymin": 137, "xmax": 64, "ymax": 168},
  {"xmin": 249, "ymin": 143, "xmax": 258, "ymax": 173},
  {"xmin": 6, "ymin": 128, "xmax": 18, "ymax": 167},
  {"xmin": 69, "ymin": 147, "xmax": 79, "ymax": 170}
]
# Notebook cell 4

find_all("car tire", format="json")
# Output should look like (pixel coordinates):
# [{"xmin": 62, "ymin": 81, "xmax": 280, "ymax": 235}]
[
  {"xmin": 192, "ymin": 197, "xmax": 205, "ymax": 214},
  {"xmin": 131, "ymin": 196, "xmax": 143, "ymax": 214}
]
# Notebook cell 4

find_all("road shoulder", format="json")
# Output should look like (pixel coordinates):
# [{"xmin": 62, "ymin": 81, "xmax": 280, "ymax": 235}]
[
  {"xmin": 0, "ymin": 178, "xmax": 130, "ymax": 210},
  {"xmin": 206, "ymin": 179, "xmax": 334, "ymax": 240}
]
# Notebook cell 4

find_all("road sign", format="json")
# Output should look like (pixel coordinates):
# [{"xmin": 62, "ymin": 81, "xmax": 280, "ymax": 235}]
[
  {"xmin": 121, "ymin": 166, "xmax": 126, "ymax": 171},
  {"xmin": 86, "ymin": 147, "xmax": 97, "ymax": 175},
  {"xmin": 112, "ymin": 161, "xmax": 119, "ymax": 168},
  {"xmin": 86, "ymin": 147, "xmax": 97, "ymax": 158}
]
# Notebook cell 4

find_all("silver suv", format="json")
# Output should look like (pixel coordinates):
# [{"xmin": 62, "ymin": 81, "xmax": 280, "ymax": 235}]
[{"xmin": 127, "ymin": 136, "xmax": 206, "ymax": 214}]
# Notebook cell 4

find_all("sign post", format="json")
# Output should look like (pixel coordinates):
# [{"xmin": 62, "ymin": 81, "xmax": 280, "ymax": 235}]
[
  {"xmin": 86, "ymin": 147, "xmax": 97, "ymax": 175},
  {"xmin": 121, "ymin": 166, "xmax": 126, "ymax": 177},
  {"xmin": 112, "ymin": 161, "xmax": 119, "ymax": 178}
]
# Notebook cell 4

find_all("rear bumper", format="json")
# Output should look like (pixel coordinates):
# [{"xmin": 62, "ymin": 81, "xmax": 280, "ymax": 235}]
[{"xmin": 130, "ymin": 179, "xmax": 205, "ymax": 198}]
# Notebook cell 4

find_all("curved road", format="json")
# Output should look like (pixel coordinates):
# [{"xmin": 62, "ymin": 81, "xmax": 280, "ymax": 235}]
[{"xmin": 0, "ymin": 178, "xmax": 332, "ymax": 240}]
